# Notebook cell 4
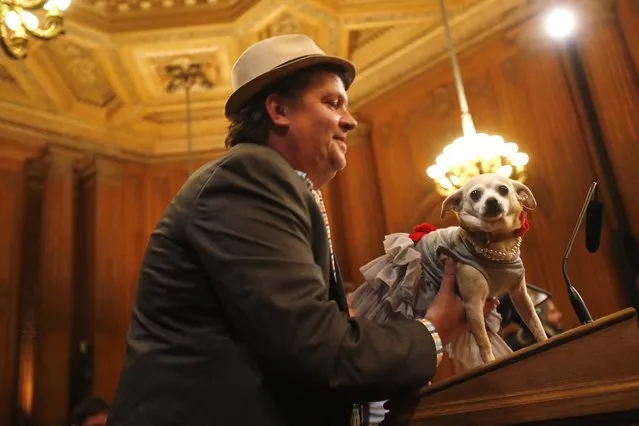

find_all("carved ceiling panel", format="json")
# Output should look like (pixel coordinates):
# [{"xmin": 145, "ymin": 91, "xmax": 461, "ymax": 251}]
[
  {"xmin": 256, "ymin": 10, "xmax": 320, "ymax": 42},
  {"xmin": 0, "ymin": 65, "xmax": 30, "ymax": 105},
  {"xmin": 45, "ymin": 39, "xmax": 118, "ymax": 107},
  {"xmin": 130, "ymin": 45, "xmax": 228, "ymax": 99},
  {"xmin": 76, "ymin": 0, "xmax": 247, "ymax": 15},
  {"xmin": 0, "ymin": 0, "xmax": 551, "ymax": 159}
]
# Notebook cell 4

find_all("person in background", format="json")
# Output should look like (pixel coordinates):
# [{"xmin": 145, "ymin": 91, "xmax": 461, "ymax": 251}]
[
  {"xmin": 70, "ymin": 396, "xmax": 108, "ymax": 426},
  {"xmin": 106, "ymin": 34, "xmax": 497, "ymax": 426}
]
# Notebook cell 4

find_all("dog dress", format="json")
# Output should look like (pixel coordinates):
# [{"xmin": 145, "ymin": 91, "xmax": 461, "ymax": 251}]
[{"xmin": 351, "ymin": 226, "xmax": 523, "ymax": 372}]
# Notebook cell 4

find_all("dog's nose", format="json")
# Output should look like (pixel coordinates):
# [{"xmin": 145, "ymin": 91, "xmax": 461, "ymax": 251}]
[
  {"xmin": 484, "ymin": 197, "xmax": 503, "ymax": 215},
  {"xmin": 486, "ymin": 197, "xmax": 499, "ymax": 206}
]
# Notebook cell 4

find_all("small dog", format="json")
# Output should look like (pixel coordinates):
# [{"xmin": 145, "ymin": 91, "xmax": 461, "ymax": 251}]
[{"xmin": 352, "ymin": 173, "xmax": 548, "ymax": 367}]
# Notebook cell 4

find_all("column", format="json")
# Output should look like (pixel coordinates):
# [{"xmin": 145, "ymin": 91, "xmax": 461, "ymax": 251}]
[
  {"xmin": 0, "ymin": 144, "xmax": 32, "ymax": 426},
  {"xmin": 77, "ymin": 156, "xmax": 127, "ymax": 402},
  {"xmin": 30, "ymin": 147, "xmax": 77, "ymax": 426}
]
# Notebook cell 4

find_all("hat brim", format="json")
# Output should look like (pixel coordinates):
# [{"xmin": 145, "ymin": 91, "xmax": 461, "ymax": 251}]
[{"xmin": 224, "ymin": 54, "xmax": 356, "ymax": 118}]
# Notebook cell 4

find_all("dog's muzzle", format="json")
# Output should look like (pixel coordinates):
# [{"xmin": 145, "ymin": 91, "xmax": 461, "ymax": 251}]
[{"xmin": 483, "ymin": 197, "xmax": 504, "ymax": 217}]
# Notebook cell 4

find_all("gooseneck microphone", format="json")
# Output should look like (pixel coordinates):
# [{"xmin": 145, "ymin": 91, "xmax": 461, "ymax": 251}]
[
  {"xmin": 562, "ymin": 182, "xmax": 596, "ymax": 325},
  {"xmin": 585, "ymin": 185, "xmax": 604, "ymax": 253}
]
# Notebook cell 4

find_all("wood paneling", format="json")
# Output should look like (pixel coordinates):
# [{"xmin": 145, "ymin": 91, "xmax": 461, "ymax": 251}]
[
  {"xmin": 618, "ymin": 0, "xmax": 639, "ymax": 75},
  {"xmin": 329, "ymin": 124, "xmax": 387, "ymax": 284},
  {"xmin": 578, "ymin": 2, "xmax": 639, "ymax": 239},
  {"xmin": 0, "ymin": 152, "xmax": 28, "ymax": 426}
]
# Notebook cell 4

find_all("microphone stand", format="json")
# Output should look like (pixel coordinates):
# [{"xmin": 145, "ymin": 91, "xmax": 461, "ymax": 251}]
[{"xmin": 562, "ymin": 182, "xmax": 596, "ymax": 325}]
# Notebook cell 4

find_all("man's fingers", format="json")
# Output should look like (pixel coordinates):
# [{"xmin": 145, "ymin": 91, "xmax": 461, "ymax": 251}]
[{"xmin": 440, "ymin": 257, "xmax": 457, "ymax": 292}]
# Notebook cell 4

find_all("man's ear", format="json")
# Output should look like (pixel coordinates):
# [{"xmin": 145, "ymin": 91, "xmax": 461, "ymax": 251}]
[
  {"xmin": 440, "ymin": 188, "xmax": 464, "ymax": 219},
  {"xmin": 511, "ymin": 181, "xmax": 537, "ymax": 210},
  {"xmin": 265, "ymin": 94, "xmax": 290, "ymax": 127}
]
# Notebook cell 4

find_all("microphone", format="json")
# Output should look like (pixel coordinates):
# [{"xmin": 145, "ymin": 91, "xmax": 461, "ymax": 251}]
[
  {"xmin": 585, "ymin": 186, "xmax": 604, "ymax": 253},
  {"xmin": 562, "ymin": 182, "xmax": 596, "ymax": 325}
]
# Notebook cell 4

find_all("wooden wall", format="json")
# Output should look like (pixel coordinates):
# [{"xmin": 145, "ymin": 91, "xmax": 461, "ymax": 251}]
[
  {"xmin": 0, "ymin": 1, "xmax": 638, "ymax": 424},
  {"xmin": 0, "ymin": 145, "xmax": 213, "ymax": 426}
]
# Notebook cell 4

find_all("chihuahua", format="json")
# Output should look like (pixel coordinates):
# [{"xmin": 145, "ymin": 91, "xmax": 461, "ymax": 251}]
[
  {"xmin": 441, "ymin": 173, "xmax": 548, "ymax": 363},
  {"xmin": 352, "ymin": 173, "xmax": 548, "ymax": 366}
]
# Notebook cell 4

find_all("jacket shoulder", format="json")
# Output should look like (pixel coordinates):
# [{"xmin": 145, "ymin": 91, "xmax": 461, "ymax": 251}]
[{"xmin": 213, "ymin": 144, "xmax": 297, "ymax": 179}]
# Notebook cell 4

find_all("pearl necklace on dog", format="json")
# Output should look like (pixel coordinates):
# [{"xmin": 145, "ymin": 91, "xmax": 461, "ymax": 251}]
[{"xmin": 461, "ymin": 231, "xmax": 522, "ymax": 262}]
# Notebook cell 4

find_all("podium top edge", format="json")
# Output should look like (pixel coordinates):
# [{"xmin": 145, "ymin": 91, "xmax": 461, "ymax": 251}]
[{"xmin": 422, "ymin": 307, "xmax": 638, "ymax": 396}]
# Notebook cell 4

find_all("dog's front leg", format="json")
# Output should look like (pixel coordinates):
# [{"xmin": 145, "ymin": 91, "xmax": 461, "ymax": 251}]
[
  {"xmin": 509, "ymin": 277, "xmax": 548, "ymax": 343},
  {"xmin": 457, "ymin": 264, "xmax": 495, "ymax": 363}
]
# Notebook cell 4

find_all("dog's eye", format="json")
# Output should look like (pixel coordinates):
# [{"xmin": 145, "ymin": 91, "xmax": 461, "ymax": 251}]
[
  {"xmin": 498, "ymin": 185, "xmax": 509, "ymax": 196},
  {"xmin": 470, "ymin": 189, "xmax": 482, "ymax": 201}
]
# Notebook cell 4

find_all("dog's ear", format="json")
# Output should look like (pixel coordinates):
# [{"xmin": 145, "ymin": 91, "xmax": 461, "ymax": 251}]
[
  {"xmin": 440, "ymin": 188, "xmax": 464, "ymax": 218},
  {"xmin": 511, "ymin": 181, "xmax": 537, "ymax": 210}
]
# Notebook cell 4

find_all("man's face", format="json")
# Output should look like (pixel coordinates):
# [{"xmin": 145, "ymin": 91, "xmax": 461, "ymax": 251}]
[
  {"xmin": 82, "ymin": 412, "xmax": 107, "ymax": 426},
  {"xmin": 279, "ymin": 71, "xmax": 358, "ymax": 187}
]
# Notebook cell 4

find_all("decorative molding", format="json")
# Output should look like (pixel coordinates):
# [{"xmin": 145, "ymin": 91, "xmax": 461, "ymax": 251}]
[
  {"xmin": 79, "ymin": 156, "xmax": 124, "ymax": 185},
  {"xmin": 82, "ymin": 0, "xmax": 244, "ymax": 14},
  {"xmin": 42, "ymin": 147, "xmax": 82, "ymax": 178}
]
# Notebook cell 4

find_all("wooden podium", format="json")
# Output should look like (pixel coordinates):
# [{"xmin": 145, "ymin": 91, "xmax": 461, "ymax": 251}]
[{"xmin": 384, "ymin": 308, "xmax": 639, "ymax": 425}]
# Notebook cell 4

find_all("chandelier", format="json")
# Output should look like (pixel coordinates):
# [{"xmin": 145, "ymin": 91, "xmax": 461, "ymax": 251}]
[
  {"xmin": 0, "ymin": 0, "xmax": 71, "ymax": 60},
  {"xmin": 425, "ymin": 0, "xmax": 529, "ymax": 197}
]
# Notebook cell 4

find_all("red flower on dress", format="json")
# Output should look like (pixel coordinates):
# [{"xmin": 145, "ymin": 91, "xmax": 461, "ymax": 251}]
[
  {"xmin": 513, "ymin": 211, "xmax": 530, "ymax": 237},
  {"xmin": 409, "ymin": 222, "xmax": 438, "ymax": 243}
]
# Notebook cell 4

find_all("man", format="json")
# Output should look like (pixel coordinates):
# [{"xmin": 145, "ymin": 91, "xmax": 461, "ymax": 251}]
[
  {"xmin": 70, "ymin": 397, "xmax": 108, "ymax": 426},
  {"xmin": 107, "ymin": 34, "xmax": 495, "ymax": 426}
]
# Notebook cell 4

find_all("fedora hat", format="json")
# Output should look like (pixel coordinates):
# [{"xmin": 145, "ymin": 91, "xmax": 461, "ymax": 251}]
[{"xmin": 225, "ymin": 34, "xmax": 356, "ymax": 118}]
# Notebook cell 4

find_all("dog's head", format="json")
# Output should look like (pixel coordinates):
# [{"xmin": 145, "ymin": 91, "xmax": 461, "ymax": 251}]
[{"xmin": 440, "ymin": 173, "xmax": 536, "ymax": 234}]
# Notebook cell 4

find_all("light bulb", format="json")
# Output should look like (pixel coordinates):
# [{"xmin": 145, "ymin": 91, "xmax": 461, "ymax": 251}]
[
  {"xmin": 510, "ymin": 152, "xmax": 529, "ymax": 166},
  {"xmin": 500, "ymin": 142, "xmax": 519, "ymax": 156},
  {"xmin": 5, "ymin": 11, "xmax": 21, "ymax": 31},
  {"xmin": 438, "ymin": 177, "xmax": 453, "ymax": 190},
  {"xmin": 497, "ymin": 165, "xmax": 513, "ymax": 178},
  {"xmin": 545, "ymin": 8, "xmax": 576, "ymax": 39},
  {"xmin": 44, "ymin": 0, "xmax": 72, "ymax": 11},
  {"xmin": 20, "ymin": 11, "xmax": 39, "ymax": 30},
  {"xmin": 426, "ymin": 165, "xmax": 445, "ymax": 179}
]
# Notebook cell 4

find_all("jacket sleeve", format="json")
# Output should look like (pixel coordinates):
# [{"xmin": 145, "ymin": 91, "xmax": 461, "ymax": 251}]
[{"xmin": 184, "ymin": 150, "xmax": 438, "ymax": 402}]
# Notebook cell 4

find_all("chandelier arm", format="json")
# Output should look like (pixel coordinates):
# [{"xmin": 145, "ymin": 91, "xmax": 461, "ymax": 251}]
[
  {"xmin": 24, "ymin": 17, "xmax": 63, "ymax": 39},
  {"xmin": 0, "ymin": 14, "xmax": 26, "ymax": 59},
  {"xmin": 12, "ymin": 0, "xmax": 49, "ymax": 9},
  {"xmin": 10, "ymin": 5, "xmax": 64, "ymax": 39}
]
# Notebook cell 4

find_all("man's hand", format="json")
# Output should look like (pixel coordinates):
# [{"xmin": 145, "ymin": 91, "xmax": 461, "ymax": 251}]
[
  {"xmin": 367, "ymin": 400, "xmax": 389, "ymax": 425},
  {"xmin": 424, "ymin": 258, "xmax": 499, "ymax": 344}
]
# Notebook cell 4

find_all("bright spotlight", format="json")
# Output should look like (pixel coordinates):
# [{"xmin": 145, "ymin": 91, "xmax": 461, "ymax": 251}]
[{"xmin": 545, "ymin": 8, "xmax": 576, "ymax": 39}]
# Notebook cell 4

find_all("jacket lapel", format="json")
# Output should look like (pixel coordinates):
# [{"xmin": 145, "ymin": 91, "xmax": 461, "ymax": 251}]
[{"xmin": 329, "ymin": 258, "xmax": 349, "ymax": 315}]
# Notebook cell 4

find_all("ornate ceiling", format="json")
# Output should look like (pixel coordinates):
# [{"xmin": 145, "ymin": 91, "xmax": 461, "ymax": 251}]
[{"xmin": 0, "ymin": 0, "xmax": 548, "ymax": 159}]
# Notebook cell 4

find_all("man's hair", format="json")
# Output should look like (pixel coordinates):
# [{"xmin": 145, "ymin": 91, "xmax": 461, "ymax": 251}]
[
  {"xmin": 70, "ymin": 396, "xmax": 109, "ymax": 426},
  {"xmin": 225, "ymin": 63, "xmax": 351, "ymax": 148}
]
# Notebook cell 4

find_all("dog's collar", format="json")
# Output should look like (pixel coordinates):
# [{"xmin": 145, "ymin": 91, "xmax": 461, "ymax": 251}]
[
  {"xmin": 460, "ymin": 228, "xmax": 522, "ymax": 261},
  {"xmin": 459, "ymin": 225, "xmax": 516, "ymax": 244},
  {"xmin": 459, "ymin": 210, "xmax": 530, "ymax": 245}
]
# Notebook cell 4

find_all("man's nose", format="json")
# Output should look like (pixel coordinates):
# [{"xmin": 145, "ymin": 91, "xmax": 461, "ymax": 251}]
[{"xmin": 340, "ymin": 111, "xmax": 358, "ymax": 132}]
